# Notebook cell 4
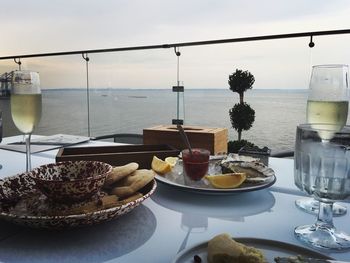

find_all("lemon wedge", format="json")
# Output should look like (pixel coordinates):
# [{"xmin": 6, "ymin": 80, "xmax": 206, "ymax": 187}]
[
  {"xmin": 165, "ymin": 157, "xmax": 178, "ymax": 167},
  {"xmin": 151, "ymin": 156, "xmax": 172, "ymax": 175},
  {"xmin": 205, "ymin": 173, "xmax": 246, "ymax": 189}
]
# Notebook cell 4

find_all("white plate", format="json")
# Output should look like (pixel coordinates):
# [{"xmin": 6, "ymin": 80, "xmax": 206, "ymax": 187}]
[
  {"xmin": 172, "ymin": 238, "xmax": 333, "ymax": 263},
  {"xmin": 155, "ymin": 159, "xmax": 276, "ymax": 195}
]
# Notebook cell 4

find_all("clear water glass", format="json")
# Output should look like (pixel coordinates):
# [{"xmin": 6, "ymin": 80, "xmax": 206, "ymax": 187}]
[
  {"xmin": 295, "ymin": 196, "xmax": 346, "ymax": 216},
  {"xmin": 294, "ymin": 124, "xmax": 350, "ymax": 250}
]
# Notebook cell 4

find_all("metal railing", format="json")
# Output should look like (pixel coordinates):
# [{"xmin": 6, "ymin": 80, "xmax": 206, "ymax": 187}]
[
  {"xmin": 0, "ymin": 29, "xmax": 350, "ymax": 61},
  {"xmin": 1, "ymin": 29, "xmax": 350, "ymax": 147}
]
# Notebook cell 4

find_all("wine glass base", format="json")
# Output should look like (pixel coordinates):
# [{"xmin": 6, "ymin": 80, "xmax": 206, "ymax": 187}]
[
  {"xmin": 295, "ymin": 224, "xmax": 350, "ymax": 250},
  {"xmin": 295, "ymin": 197, "xmax": 347, "ymax": 217}
]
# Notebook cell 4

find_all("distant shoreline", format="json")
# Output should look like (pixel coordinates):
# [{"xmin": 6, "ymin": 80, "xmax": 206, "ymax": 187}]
[{"xmin": 41, "ymin": 88, "xmax": 308, "ymax": 92}]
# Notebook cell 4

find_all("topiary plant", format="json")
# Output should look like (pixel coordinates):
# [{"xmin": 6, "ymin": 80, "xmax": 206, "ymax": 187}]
[
  {"xmin": 227, "ymin": 69, "xmax": 270, "ymax": 156},
  {"xmin": 229, "ymin": 102, "xmax": 255, "ymax": 141},
  {"xmin": 228, "ymin": 69, "xmax": 255, "ymax": 142},
  {"xmin": 228, "ymin": 69, "xmax": 255, "ymax": 104}
]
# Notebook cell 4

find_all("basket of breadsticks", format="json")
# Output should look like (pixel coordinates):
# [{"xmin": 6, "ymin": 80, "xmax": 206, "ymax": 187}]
[{"xmin": 0, "ymin": 162, "xmax": 156, "ymax": 229}]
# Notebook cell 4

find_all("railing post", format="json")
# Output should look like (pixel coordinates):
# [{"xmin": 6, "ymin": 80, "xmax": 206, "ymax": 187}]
[
  {"xmin": 82, "ymin": 53, "xmax": 91, "ymax": 137},
  {"xmin": 172, "ymin": 47, "xmax": 185, "ymax": 125}
]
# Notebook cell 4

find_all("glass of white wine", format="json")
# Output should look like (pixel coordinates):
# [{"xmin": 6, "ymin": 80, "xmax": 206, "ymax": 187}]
[
  {"xmin": 11, "ymin": 71, "xmax": 42, "ymax": 172},
  {"xmin": 296, "ymin": 64, "xmax": 349, "ymax": 216},
  {"xmin": 294, "ymin": 124, "xmax": 350, "ymax": 250}
]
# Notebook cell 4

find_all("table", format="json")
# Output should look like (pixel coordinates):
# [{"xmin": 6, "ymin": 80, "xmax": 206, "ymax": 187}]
[{"xmin": 0, "ymin": 136, "xmax": 349, "ymax": 262}]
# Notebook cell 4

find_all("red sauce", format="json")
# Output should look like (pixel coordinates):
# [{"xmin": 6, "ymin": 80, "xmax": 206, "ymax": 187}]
[{"xmin": 182, "ymin": 148, "xmax": 210, "ymax": 181}]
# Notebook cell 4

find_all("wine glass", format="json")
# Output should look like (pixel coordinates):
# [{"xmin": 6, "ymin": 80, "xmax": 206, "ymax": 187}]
[
  {"xmin": 294, "ymin": 124, "xmax": 350, "ymax": 250},
  {"xmin": 296, "ymin": 64, "xmax": 349, "ymax": 216},
  {"xmin": 10, "ymin": 71, "xmax": 42, "ymax": 172}
]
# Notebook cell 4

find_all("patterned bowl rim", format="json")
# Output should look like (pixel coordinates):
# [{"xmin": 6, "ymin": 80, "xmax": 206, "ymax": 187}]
[
  {"xmin": 28, "ymin": 160, "xmax": 113, "ymax": 183},
  {"xmin": 0, "ymin": 179, "xmax": 157, "ymax": 221}
]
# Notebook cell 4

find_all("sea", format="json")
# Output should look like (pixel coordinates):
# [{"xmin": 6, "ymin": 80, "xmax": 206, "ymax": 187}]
[{"xmin": 0, "ymin": 88, "xmax": 310, "ymax": 153}]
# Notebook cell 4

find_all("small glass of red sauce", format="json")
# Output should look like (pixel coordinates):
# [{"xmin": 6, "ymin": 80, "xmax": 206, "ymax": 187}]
[{"xmin": 182, "ymin": 148, "xmax": 210, "ymax": 182}]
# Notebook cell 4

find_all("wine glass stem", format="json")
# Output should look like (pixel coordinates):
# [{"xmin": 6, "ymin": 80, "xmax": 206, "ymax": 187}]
[
  {"xmin": 316, "ymin": 201, "xmax": 334, "ymax": 228},
  {"xmin": 25, "ymin": 133, "xmax": 31, "ymax": 172}
]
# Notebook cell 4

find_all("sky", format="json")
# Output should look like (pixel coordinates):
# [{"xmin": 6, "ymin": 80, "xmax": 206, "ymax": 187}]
[{"xmin": 1, "ymin": 0, "xmax": 350, "ymax": 89}]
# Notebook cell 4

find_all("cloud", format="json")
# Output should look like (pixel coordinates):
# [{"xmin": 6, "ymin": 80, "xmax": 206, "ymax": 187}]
[{"xmin": 0, "ymin": 0, "xmax": 350, "ymax": 89}]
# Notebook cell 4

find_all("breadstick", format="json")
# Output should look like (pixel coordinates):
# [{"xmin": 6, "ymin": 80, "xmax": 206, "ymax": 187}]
[
  {"xmin": 104, "ymin": 162, "xmax": 139, "ymax": 186},
  {"xmin": 118, "ymin": 192, "xmax": 143, "ymax": 205},
  {"xmin": 54, "ymin": 195, "xmax": 120, "ymax": 215},
  {"xmin": 109, "ymin": 169, "xmax": 155, "ymax": 198}
]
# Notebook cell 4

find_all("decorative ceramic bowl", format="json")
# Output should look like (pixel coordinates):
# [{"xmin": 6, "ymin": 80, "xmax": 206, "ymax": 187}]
[
  {"xmin": 29, "ymin": 161, "xmax": 112, "ymax": 203},
  {"xmin": 0, "ymin": 172, "xmax": 157, "ymax": 229}
]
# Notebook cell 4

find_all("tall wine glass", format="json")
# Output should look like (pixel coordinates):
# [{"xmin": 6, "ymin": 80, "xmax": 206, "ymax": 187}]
[
  {"xmin": 296, "ymin": 64, "xmax": 349, "ymax": 216},
  {"xmin": 294, "ymin": 124, "xmax": 350, "ymax": 250},
  {"xmin": 10, "ymin": 71, "xmax": 42, "ymax": 172}
]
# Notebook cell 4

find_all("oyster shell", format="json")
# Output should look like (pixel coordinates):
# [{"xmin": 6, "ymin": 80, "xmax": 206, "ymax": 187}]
[{"xmin": 219, "ymin": 154, "xmax": 275, "ymax": 184}]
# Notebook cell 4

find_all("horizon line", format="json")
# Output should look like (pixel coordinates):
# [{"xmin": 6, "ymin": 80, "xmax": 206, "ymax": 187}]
[{"xmin": 42, "ymin": 87, "xmax": 308, "ymax": 91}]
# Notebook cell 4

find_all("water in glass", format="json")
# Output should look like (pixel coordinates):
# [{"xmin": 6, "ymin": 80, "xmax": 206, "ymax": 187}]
[{"xmin": 294, "ymin": 124, "xmax": 350, "ymax": 250}]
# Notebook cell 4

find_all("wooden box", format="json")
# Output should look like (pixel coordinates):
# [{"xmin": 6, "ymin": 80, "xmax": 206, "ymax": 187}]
[
  {"xmin": 56, "ymin": 144, "xmax": 179, "ymax": 169},
  {"xmin": 143, "ymin": 125, "xmax": 228, "ymax": 155}
]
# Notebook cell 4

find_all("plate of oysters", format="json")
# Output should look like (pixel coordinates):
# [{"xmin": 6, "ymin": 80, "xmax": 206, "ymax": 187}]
[
  {"xmin": 172, "ymin": 233, "xmax": 333, "ymax": 263},
  {"xmin": 154, "ymin": 154, "xmax": 276, "ymax": 195},
  {"xmin": 0, "ymin": 161, "xmax": 156, "ymax": 229}
]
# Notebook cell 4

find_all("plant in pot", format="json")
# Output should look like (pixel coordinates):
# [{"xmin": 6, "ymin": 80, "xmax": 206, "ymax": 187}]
[{"xmin": 227, "ymin": 69, "xmax": 270, "ymax": 164}]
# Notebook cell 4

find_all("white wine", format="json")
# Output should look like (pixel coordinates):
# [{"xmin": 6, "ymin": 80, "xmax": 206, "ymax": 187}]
[
  {"xmin": 11, "ymin": 94, "xmax": 42, "ymax": 134},
  {"xmin": 307, "ymin": 100, "xmax": 348, "ymax": 126},
  {"xmin": 307, "ymin": 100, "xmax": 349, "ymax": 139}
]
